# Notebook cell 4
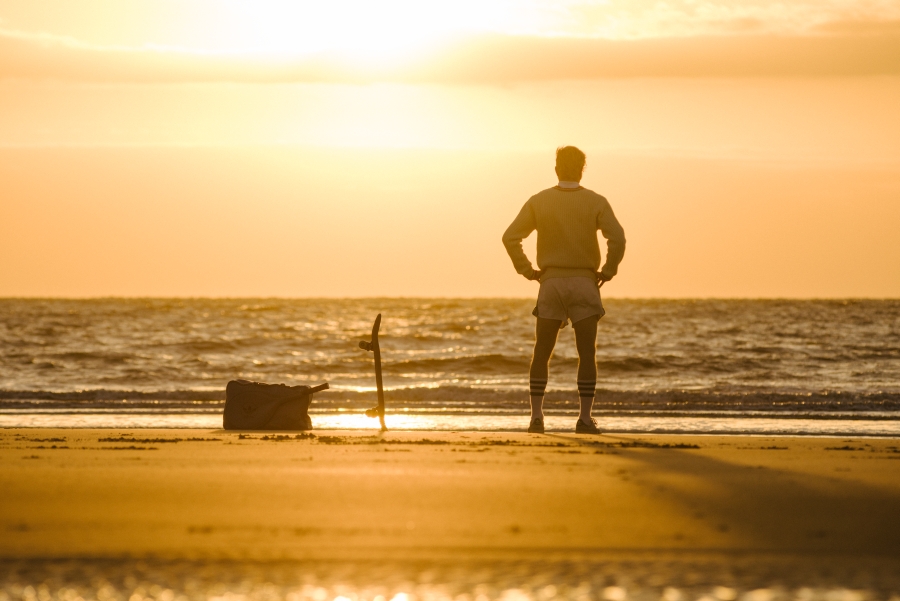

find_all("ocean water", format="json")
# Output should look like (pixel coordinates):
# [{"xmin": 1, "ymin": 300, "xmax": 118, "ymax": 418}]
[{"xmin": 2, "ymin": 298, "xmax": 899, "ymax": 434}]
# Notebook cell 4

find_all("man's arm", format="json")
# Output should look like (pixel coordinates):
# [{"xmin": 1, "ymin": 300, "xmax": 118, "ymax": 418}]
[
  {"xmin": 597, "ymin": 199, "xmax": 626, "ymax": 280},
  {"xmin": 502, "ymin": 200, "xmax": 539, "ymax": 280}
]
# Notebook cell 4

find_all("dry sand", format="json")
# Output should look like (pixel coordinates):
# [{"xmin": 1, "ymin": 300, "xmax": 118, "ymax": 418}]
[
  {"xmin": 2, "ymin": 429, "xmax": 900, "ymax": 594},
  {"xmin": 3, "ymin": 429, "xmax": 899, "ymax": 560}
]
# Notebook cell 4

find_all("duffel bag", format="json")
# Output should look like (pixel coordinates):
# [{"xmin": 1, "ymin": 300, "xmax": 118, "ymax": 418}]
[{"xmin": 223, "ymin": 379, "xmax": 329, "ymax": 430}]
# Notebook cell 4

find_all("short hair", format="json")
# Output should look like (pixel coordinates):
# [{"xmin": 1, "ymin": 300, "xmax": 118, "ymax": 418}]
[{"xmin": 555, "ymin": 146, "xmax": 586, "ymax": 181}]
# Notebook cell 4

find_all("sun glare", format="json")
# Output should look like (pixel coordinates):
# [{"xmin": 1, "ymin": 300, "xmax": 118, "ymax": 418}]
[{"xmin": 198, "ymin": 0, "xmax": 513, "ymax": 60}]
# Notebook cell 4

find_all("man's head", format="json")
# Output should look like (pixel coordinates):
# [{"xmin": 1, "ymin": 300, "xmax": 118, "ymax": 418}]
[{"xmin": 555, "ymin": 146, "xmax": 586, "ymax": 182}]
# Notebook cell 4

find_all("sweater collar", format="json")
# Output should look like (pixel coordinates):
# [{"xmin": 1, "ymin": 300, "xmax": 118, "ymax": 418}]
[{"xmin": 556, "ymin": 181, "xmax": 583, "ymax": 191}]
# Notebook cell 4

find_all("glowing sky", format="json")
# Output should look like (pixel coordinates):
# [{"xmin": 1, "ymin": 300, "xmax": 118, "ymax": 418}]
[
  {"xmin": 1, "ymin": 0, "xmax": 899, "ymax": 297},
  {"xmin": 4, "ymin": 0, "xmax": 900, "ymax": 51}
]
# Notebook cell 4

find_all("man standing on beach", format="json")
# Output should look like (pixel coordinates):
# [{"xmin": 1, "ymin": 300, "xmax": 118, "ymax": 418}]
[{"xmin": 502, "ymin": 146, "xmax": 626, "ymax": 434}]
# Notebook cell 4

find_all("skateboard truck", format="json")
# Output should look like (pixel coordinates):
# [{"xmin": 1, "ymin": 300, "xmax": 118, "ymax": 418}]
[{"xmin": 358, "ymin": 313, "xmax": 387, "ymax": 431}]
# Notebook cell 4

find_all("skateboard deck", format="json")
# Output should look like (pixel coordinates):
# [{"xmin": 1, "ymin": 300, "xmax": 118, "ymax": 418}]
[{"xmin": 359, "ymin": 313, "xmax": 387, "ymax": 431}]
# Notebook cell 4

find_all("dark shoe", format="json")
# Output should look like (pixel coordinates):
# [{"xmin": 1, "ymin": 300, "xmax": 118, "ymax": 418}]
[
  {"xmin": 575, "ymin": 417, "xmax": 601, "ymax": 434},
  {"xmin": 528, "ymin": 417, "xmax": 545, "ymax": 434}
]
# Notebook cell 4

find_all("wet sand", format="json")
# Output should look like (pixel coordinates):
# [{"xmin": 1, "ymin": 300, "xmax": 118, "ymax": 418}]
[{"xmin": 2, "ymin": 429, "xmax": 900, "ymax": 594}]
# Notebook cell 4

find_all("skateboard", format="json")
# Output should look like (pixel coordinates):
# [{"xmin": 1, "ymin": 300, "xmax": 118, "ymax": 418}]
[{"xmin": 359, "ymin": 313, "xmax": 387, "ymax": 431}]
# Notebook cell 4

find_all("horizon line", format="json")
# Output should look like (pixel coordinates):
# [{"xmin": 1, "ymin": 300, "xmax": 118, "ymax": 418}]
[{"xmin": 1, "ymin": 296, "xmax": 897, "ymax": 301}]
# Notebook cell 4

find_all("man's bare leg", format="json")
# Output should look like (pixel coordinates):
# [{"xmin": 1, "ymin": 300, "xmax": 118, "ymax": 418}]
[
  {"xmin": 530, "ymin": 317, "xmax": 562, "ymax": 419},
  {"xmin": 573, "ymin": 314, "xmax": 600, "ymax": 423}
]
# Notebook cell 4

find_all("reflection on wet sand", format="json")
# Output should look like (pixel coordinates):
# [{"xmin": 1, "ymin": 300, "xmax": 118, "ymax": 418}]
[
  {"xmin": 4, "ymin": 558, "xmax": 900, "ymax": 601},
  {"xmin": 2, "ymin": 412, "xmax": 899, "ymax": 437}
]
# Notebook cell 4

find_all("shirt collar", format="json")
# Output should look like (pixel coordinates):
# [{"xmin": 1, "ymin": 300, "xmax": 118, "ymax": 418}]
[{"xmin": 557, "ymin": 181, "xmax": 582, "ymax": 189}]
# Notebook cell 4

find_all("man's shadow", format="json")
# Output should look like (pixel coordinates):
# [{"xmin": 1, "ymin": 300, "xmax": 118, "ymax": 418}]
[{"xmin": 543, "ymin": 433, "xmax": 900, "ymax": 557}]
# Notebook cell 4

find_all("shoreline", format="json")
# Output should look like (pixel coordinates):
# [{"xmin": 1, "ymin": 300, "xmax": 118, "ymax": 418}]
[{"xmin": 4, "ymin": 415, "xmax": 900, "ymax": 436}]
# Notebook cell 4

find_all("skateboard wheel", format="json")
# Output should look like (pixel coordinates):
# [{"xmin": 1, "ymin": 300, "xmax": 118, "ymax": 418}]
[{"xmin": 359, "ymin": 341, "xmax": 373, "ymax": 351}]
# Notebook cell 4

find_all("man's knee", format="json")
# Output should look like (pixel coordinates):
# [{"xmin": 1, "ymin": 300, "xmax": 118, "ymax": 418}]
[
  {"xmin": 576, "ymin": 346, "xmax": 596, "ymax": 363},
  {"xmin": 532, "ymin": 344, "xmax": 554, "ymax": 365}
]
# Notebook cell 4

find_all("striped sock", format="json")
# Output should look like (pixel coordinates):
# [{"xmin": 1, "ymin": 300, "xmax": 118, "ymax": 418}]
[
  {"xmin": 577, "ymin": 379, "xmax": 596, "ymax": 399},
  {"xmin": 530, "ymin": 377, "xmax": 548, "ymax": 398}
]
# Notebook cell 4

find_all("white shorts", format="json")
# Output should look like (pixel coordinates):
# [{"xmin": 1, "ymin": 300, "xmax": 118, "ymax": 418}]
[{"xmin": 532, "ymin": 276, "xmax": 605, "ymax": 327}]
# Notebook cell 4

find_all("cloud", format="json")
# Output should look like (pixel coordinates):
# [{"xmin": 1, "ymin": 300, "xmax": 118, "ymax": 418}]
[
  {"xmin": 813, "ymin": 19, "xmax": 900, "ymax": 36},
  {"xmin": 1, "ymin": 25, "xmax": 899, "ymax": 83},
  {"xmin": 421, "ymin": 29, "xmax": 900, "ymax": 81}
]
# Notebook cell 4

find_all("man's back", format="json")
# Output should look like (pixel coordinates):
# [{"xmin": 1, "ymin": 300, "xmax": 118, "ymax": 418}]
[{"xmin": 502, "ymin": 185, "xmax": 626, "ymax": 282}]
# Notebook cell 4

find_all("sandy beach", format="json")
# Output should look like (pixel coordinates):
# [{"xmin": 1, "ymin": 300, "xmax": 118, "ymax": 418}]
[
  {"xmin": 3, "ymin": 428, "xmax": 900, "ymax": 600},
  {"xmin": 3, "ymin": 429, "xmax": 899, "ymax": 561}
]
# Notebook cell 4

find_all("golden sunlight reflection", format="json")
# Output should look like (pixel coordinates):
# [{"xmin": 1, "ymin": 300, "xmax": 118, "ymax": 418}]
[
  {"xmin": 9, "ymin": 575, "xmax": 889, "ymax": 601},
  {"xmin": 1, "ymin": 413, "xmax": 899, "ymax": 436}
]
